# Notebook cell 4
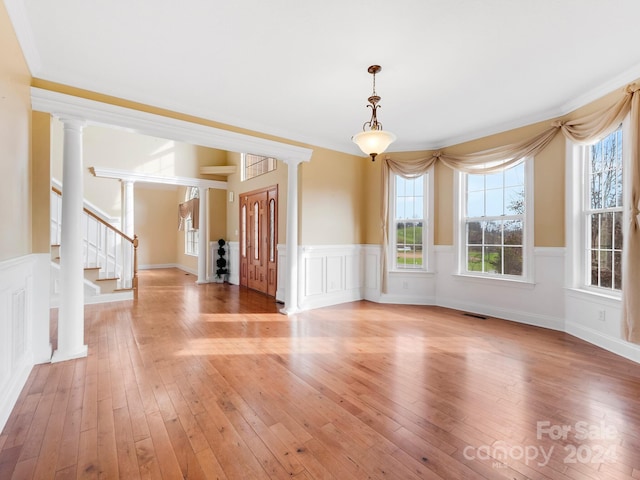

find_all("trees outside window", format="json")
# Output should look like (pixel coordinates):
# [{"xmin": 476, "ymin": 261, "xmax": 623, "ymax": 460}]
[
  {"xmin": 462, "ymin": 160, "xmax": 527, "ymax": 277},
  {"xmin": 585, "ymin": 127, "xmax": 623, "ymax": 290},
  {"xmin": 391, "ymin": 172, "xmax": 431, "ymax": 270}
]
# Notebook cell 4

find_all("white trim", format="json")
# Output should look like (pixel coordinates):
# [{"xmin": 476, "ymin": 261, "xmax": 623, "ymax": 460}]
[
  {"xmin": 566, "ymin": 321, "xmax": 640, "ymax": 364},
  {"xmin": 561, "ymin": 63, "xmax": 640, "ymax": 116},
  {"xmin": 407, "ymin": 62, "xmax": 640, "ymax": 152},
  {"xmin": 455, "ymin": 158, "xmax": 533, "ymax": 281},
  {"xmin": 90, "ymin": 166, "xmax": 227, "ymax": 190},
  {"xmin": 566, "ymin": 122, "xmax": 627, "ymax": 294},
  {"xmin": 51, "ymin": 177, "xmax": 120, "ymax": 226},
  {"xmin": 533, "ymin": 247, "xmax": 565, "ymax": 257},
  {"xmin": 451, "ymin": 273, "xmax": 536, "ymax": 289},
  {"xmin": 438, "ymin": 295, "xmax": 565, "ymax": 332},
  {"xmin": 138, "ymin": 263, "xmax": 197, "ymax": 276},
  {"xmin": 30, "ymin": 87, "xmax": 313, "ymax": 163},
  {"xmin": 388, "ymin": 167, "xmax": 435, "ymax": 273},
  {"xmin": 566, "ymin": 288, "xmax": 621, "ymax": 307},
  {"xmin": 0, "ymin": 254, "xmax": 51, "ymax": 432}
]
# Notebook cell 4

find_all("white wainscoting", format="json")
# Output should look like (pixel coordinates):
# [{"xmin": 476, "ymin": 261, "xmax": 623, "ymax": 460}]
[
  {"xmin": 227, "ymin": 241, "xmax": 240, "ymax": 285},
  {"xmin": 361, "ymin": 245, "xmax": 566, "ymax": 330},
  {"xmin": 0, "ymin": 254, "xmax": 52, "ymax": 432},
  {"xmin": 276, "ymin": 244, "xmax": 286, "ymax": 303},
  {"xmin": 565, "ymin": 289, "xmax": 640, "ymax": 364},
  {"xmin": 297, "ymin": 245, "xmax": 364, "ymax": 311}
]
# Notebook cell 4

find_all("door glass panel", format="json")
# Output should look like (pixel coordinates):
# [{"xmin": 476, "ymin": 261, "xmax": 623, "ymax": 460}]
[
  {"xmin": 269, "ymin": 199, "xmax": 275, "ymax": 262},
  {"xmin": 254, "ymin": 202, "xmax": 259, "ymax": 260},
  {"xmin": 241, "ymin": 205, "xmax": 246, "ymax": 257}
]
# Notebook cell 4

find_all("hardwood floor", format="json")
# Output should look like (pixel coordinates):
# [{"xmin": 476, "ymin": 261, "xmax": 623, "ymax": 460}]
[{"xmin": 1, "ymin": 268, "xmax": 639, "ymax": 479}]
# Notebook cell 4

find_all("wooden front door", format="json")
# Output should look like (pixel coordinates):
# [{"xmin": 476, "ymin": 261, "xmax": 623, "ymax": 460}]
[{"xmin": 239, "ymin": 186, "xmax": 278, "ymax": 296}]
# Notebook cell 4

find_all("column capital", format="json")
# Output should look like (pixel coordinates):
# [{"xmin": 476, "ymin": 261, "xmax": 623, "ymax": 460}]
[
  {"xmin": 58, "ymin": 116, "xmax": 87, "ymax": 130},
  {"xmin": 280, "ymin": 157, "xmax": 308, "ymax": 168}
]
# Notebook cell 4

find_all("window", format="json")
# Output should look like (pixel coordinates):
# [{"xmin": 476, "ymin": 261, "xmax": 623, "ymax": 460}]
[
  {"xmin": 185, "ymin": 187, "xmax": 199, "ymax": 256},
  {"xmin": 584, "ymin": 127, "xmax": 623, "ymax": 290},
  {"xmin": 390, "ymin": 171, "xmax": 433, "ymax": 271},
  {"xmin": 242, "ymin": 153, "xmax": 277, "ymax": 181},
  {"xmin": 459, "ymin": 159, "xmax": 530, "ymax": 278}
]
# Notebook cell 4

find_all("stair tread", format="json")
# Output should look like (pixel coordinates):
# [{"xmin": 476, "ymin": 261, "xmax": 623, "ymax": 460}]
[{"xmin": 95, "ymin": 276, "xmax": 119, "ymax": 282}]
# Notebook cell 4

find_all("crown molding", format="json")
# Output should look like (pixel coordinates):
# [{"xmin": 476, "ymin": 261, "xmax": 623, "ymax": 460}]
[
  {"xmin": 30, "ymin": 87, "xmax": 313, "ymax": 164},
  {"xmin": 89, "ymin": 166, "xmax": 226, "ymax": 190}
]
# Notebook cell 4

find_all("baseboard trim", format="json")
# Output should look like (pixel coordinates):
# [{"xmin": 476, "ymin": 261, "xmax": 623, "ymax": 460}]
[
  {"xmin": 0, "ymin": 357, "xmax": 33, "ymax": 434},
  {"xmin": 437, "ymin": 297, "xmax": 565, "ymax": 331},
  {"xmin": 566, "ymin": 321, "xmax": 640, "ymax": 364}
]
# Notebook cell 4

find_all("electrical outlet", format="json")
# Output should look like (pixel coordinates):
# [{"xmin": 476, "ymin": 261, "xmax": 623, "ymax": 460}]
[
  {"xmin": 598, "ymin": 310, "xmax": 606, "ymax": 322},
  {"xmin": 402, "ymin": 281, "xmax": 409, "ymax": 289}
]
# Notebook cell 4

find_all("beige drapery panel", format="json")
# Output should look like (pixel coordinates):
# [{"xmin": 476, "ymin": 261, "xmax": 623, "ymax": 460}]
[
  {"xmin": 178, "ymin": 197, "xmax": 199, "ymax": 231},
  {"xmin": 382, "ymin": 83, "xmax": 640, "ymax": 343}
]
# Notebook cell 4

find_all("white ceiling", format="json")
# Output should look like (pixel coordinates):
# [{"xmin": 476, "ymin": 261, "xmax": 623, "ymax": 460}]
[{"xmin": 7, "ymin": 0, "xmax": 640, "ymax": 156}]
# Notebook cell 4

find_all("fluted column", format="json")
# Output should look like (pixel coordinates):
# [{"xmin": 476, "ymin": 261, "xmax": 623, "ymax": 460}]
[
  {"xmin": 52, "ymin": 117, "xmax": 88, "ymax": 363},
  {"xmin": 196, "ymin": 186, "xmax": 208, "ymax": 284},
  {"xmin": 280, "ymin": 159, "xmax": 302, "ymax": 314}
]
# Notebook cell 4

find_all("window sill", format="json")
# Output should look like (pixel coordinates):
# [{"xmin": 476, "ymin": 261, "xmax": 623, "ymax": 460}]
[
  {"xmin": 453, "ymin": 273, "xmax": 536, "ymax": 289},
  {"xmin": 389, "ymin": 269, "xmax": 435, "ymax": 276},
  {"xmin": 566, "ymin": 287, "xmax": 621, "ymax": 305}
]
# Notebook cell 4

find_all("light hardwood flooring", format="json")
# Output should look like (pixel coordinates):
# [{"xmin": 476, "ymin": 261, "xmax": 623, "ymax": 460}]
[{"xmin": 1, "ymin": 268, "xmax": 639, "ymax": 479}]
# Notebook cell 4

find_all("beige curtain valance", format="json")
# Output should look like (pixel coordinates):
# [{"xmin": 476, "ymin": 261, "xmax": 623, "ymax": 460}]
[
  {"xmin": 178, "ymin": 197, "xmax": 199, "ymax": 231},
  {"xmin": 381, "ymin": 82, "xmax": 640, "ymax": 343}
]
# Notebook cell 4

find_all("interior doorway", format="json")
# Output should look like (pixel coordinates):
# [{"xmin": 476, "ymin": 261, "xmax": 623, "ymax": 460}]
[{"xmin": 239, "ymin": 186, "xmax": 278, "ymax": 297}]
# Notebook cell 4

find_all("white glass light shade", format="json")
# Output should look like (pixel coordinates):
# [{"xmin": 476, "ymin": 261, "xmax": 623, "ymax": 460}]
[{"xmin": 352, "ymin": 129, "xmax": 397, "ymax": 157}]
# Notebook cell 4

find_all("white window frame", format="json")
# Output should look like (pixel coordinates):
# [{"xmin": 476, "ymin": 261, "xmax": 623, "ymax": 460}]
[
  {"xmin": 388, "ymin": 167, "xmax": 434, "ymax": 273},
  {"xmin": 566, "ymin": 120, "xmax": 628, "ymax": 298},
  {"xmin": 184, "ymin": 186, "xmax": 199, "ymax": 256},
  {"xmin": 241, "ymin": 153, "xmax": 277, "ymax": 181},
  {"xmin": 455, "ymin": 157, "xmax": 534, "ymax": 283}
]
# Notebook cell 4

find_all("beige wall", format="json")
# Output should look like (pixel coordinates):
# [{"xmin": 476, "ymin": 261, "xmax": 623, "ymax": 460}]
[
  {"xmin": 50, "ymin": 122, "xmax": 228, "ymax": 268},
  {"xmin": 51, "ymin": 123, "xmax": 227, "ymax": 218},
  {"xmin": 225, "ymin": 152, "xmax": 288, "ymax": 244},
  {"xmin": 362, "ymin": 82, "xmax": 636, "ymax": 248},
  {"xmin": 134, "ymin": 186, "xmax": 178, "ymax": 266},
  {"xmin": 0, "ymin": 2, "xmax": 32, "ymax": 261},
  {"xmin": 224, "ymin": 148, "xmax": 366, "ymax": 247},
  {"xmin": 300, "ymin": 148, "xmax": 366, "ymax": 245},
  {"xmin": 209, "ymin": 188, "xmax": 227, "ymax": 243},
  {"xmin": 36, "ymin": 69, "xmax": 639, "ymax": 254},
  {"xmin": 31, "ymin": 112, "xmax": 51, "ymax": 253}
]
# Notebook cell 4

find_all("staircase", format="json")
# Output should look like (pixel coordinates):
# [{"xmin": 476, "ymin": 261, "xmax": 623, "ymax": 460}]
[{"xmin": 50, "ymin": 184, "xmax": 138, "ymax": 305}]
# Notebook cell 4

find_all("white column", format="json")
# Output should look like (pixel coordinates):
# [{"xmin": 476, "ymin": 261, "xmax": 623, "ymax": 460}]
[
  {"xmin": 121, "ymin": 180, "xmax": 135, "ymax": 288},
  {"xmin": 196, "ymin": 186, "xmax": 208, "ymax": 284},
  {"xmin": 52, "ymin": 117, "xmax": 88, "ymax": 363},
  {"xmin": 280, "ymin": 159, "xmax": 302, "ymax": 314},
  {"xmin": 121, "ymin": 180, "xmax": 135, "ymax": 236}
]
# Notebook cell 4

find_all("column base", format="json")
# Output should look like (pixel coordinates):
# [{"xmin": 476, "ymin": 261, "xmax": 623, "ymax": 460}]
[
  {"xmin": 279, "ymin": 306, "xmax": 299, "ymax": 315},
  {"xmin": 51, "ymin": 345, "xmax": 88, "ymax": 363}
]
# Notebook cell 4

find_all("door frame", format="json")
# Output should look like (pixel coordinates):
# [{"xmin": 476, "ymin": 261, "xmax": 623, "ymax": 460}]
[{"xmin": 239, "ymin": 185, "xmax": 278, "ymax": 297}]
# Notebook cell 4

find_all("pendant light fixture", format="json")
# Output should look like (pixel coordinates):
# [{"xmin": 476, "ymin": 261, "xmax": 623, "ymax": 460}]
[{"xmin": 352, "ymin": 65, "xmax": 396, "ymax": 161}]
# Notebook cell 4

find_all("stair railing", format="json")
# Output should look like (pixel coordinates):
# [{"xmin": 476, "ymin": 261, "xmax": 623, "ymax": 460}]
[{"xmin": 51, "ymin": 186, "xmax": 138, "ymax": 298}]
